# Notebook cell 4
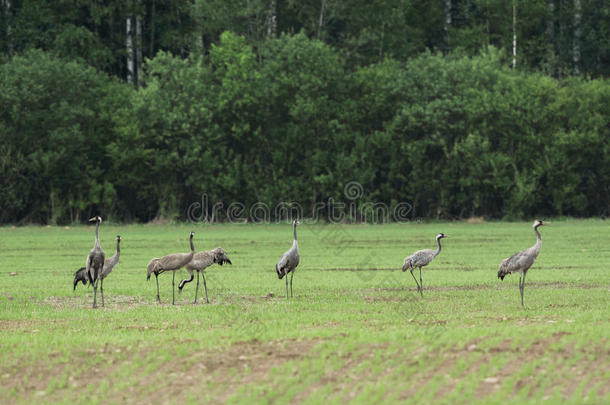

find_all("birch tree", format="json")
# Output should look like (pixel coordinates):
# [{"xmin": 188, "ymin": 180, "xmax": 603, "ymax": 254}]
[
  {"xmin": 546, "ymin": 0, "xmax": 556, "ymax": 74},
  {"xmin": 573, "ymin": 0, "xmax": 581, "ymax": 75},
  {"xmin": 512, "ymin": 0, "xmax": 517, "ymax": 68},
  {"xmin": 444, "ymin": 0, "xmax": 451, "ymax": 53},
  {"xmin": 1, "ymin": 0, "xmax": 10, "ymax": 52},
  {"xmin": 267, "ymin": 0, "xmax": 277, "ymax": 37},
  {"xmin": 136, "ymin": 15, "xmax": 143, "ymax": 84},
  {"xmin": 318, "ymin": 0, "xmax": 327, "ymax": 39},
  {"xmin": 126, "ymin": 15, "xmax": 134, "ymax": 84}
]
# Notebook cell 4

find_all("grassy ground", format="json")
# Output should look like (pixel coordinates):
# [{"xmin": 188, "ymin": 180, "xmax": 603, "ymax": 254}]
[{"xmin": 0, "ymin": 220, "xmax": 608, "ymax": 404}]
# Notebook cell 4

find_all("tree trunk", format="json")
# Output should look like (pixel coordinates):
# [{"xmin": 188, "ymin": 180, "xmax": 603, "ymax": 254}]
[
  {"xmin": 546, "ymin": 0, "xmax": 556, "ymax": 74},
  {"xmin": 267, "ymin": 0, "xmax": 277, "ymax": 37},
  {"xmin": 486, "ymin": 0, "xmax": 491, "ymax": 49},
  {"xmin": 2, "ymin": 0, "xmax": 11, "ymax": 53},
  {"xmin": 443, "ymin": 0, "xmax": 451, "ymax": 53},
  {"xmin": 317, "ymin": 0, "xmax": 326, "ymax": 39},
  {"xmin": 573, "ymin": 0, "xmax": 581, "ymax": 75},
  {"xmin": 150, "ymin": 0, "xmax": 155, "ymax": 56},
  {"xmin": 176, "ymin": 7, "xmax": 185, "ymax": 57},
  {"xmin": 126, "ymin": 16, "xmax": 134, "ymax": 84},
  {"xmin": 512, "ymin": 0, "xmax": 517, "ymax": 69},
  {"xmin": 136, "ymin": 15, "xmax": 143, "ymax": 86}
]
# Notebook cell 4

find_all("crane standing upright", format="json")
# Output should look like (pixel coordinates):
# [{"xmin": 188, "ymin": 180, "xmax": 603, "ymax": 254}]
[
  {"xmin": 74, "ymin": 235, "xmax": 121, "ymax": 308},
  {"xmin": 276, "ymin": 220, "xmax": 300, "ymax": 298},
  {"xmin": 498, "ymin": 220, "xmax": 545, "ymax": 307},
  {"xmin": 86, "ymin": 216, "xmax": 105, "ymax": 308}
]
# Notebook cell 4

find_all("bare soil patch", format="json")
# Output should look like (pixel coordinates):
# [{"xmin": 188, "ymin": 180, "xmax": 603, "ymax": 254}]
[
  {"xmin": 0, "ymin": 338, "xmax": 319, "ymax": 405},
  {"xmin": 362, "ymin": 281, "xmax": 600, "ymax": 295},
  {"xmin": 471, "ymin": 333, "xmax": 609, "ymax": 400},
  {"xmin": 39, "ymin": 294, "xmax": 150, "ymax": 309}
]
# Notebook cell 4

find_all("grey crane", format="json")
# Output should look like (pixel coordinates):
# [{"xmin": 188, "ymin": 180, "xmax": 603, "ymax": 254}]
[
  {"xmin": 147, "ymin": 231, "xmax": 195, "ymax": 305},
  {"xmin": 74, "ymin": 235, "xmax": 121, "ymax": 307},
  {"xmin": 86, "ymin": 216, "xmax": 105, "ymax": 308},
  {"xmin": 402, "ymin": 233, "xmax": 448, "ymax": 296},
  {"xmin": 275, "ymin": 219, "xmax": 300, "ymax": 298},
  {"xmin": 498, "ymin": 219, "xmax": 545, "ymax": 307},
  {"xmin": 178, "ymin": 247, "xmax": 232, "ymax": 304}
]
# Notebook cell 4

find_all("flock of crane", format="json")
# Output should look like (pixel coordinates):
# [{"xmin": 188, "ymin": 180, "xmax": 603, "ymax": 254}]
[{"xmin": 75, "ymin": 216, "xmax": 545, "ymax": 308}]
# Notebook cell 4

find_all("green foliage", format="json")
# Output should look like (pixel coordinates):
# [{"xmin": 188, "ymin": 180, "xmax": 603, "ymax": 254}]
[
  {"xmin": 0, "ymin": 49, "xmax": 132, "ymax": 223},
  {"xmin": 0, "ymin": 26, "xmax": 609, "ymax": 222}
]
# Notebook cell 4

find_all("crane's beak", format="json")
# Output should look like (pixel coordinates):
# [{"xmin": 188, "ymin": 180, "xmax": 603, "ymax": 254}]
[{"xmin": 89, "ymin": 217, "xmax": 96, "ymax": 222}]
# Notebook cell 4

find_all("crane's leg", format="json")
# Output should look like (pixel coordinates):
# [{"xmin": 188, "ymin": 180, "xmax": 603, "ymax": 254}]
[
  {"xmin": 193, "ymin": 271, "xmax": 199, "ymax": 304},
  {"xmin": 100, "ymin": 278, "xmax": 105, "ymax": 308},
  {"xmin": 285, "ymin": 275, "xmax": 289, "ymax": 299},
  {"xmin": 520, "ymin": 272, "xmax": 527, "ymax": 307},
  {"xmin": 518, "ymin": 273, "xmax": 523, "ymax": 307},
  {"xmin": 172, "ymin": 271, "xmax": 175, "ymax": 305},
  {"xmin": 409, "ymin": 269, "xmax": 421, "ymax": 294},
  {"xmin": 202, "ymin": 273, "xmax": 209, "ymax": 304},
  {"xmin": 92, "ymin": 278, "xmax": 98, "ymax": 308},
  {"xmin": 419, "ymin": 267, "xmax": 424, "ymax": 296},
  {"xmin": 290, "ymin": 272, "xmax": 294, "ymax": 298},
  {"xmin": 155, "ymin": 273, "xmax": 161, "ymax": 303}
]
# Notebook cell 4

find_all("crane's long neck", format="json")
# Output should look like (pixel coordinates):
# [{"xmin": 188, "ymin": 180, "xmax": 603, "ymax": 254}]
[
  {"xmin": 532, "ymin": 225, "xmax": 542, "ymax": 254},
  {"xmin": 94, "ymin": 220, "xmax": 101, "ymax": 248},
  {"xmin": 189, "ymin": 234, "xmax": 194, "ymax": 252},
  {"xmin": 434, "ymin": 237, "xmax": 442, "ymax": 257},
  {"xmin": 116, "ymin": 239, "xmax": 120, "ymax": 257},
  {"xmin": 293, "ymin": 222, "xmax": 298, "ymax": 245}
]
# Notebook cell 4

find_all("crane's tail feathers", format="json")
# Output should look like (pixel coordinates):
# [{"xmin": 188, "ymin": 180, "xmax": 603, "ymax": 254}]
[{"xmin": 497, "ymin": 259, "xmax": 510, "ymax": 281}]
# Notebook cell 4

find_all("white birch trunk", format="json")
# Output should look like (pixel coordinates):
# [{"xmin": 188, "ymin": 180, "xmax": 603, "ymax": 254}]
[
  {"xmin": 573, "ymin": 0, "xmax": 581, "ymax": 75},
  {"xmin": 136, "ymin": 15, "xmax": 143, "ymax": 85},
  {"xmin": 486, "ymin": 0, "xmax": 491, "ymax": 48},
  {"xmin": 267, "ymin": 0, "xmax": 277, "ymax": 37},
  {"xmin": 126, "ymin": 16, "xmax": 134, "ymax": 84},
  {"xmin": 3, "ymin": 0, "xmax": 10, "ymax": 52},
  {"xmin": 546, "ymin": 1, "xmax": 555, "ymax": 39},
  {"xmin": 546, "ymin": 0, "xmax": 556, "ymax": 73},
  {"xmin": 512, "ymin": 0, "xmax": 517, "ymax": 69},
  {"xmin": 318, "ymin": 0, "xmax": 327, "ymax": 39},
  {"xmin": 150, "ymin": 0, "xmax": 155, "ymax": 55},
  {"xmin": 444, "ymin": 0, "xmax": 451, "ymax": 51}
]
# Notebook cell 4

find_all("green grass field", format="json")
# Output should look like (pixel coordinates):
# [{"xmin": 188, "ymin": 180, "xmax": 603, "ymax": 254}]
[{"xmin": 0, "ymin": 220, "xmax": 608, "ymax": 404}]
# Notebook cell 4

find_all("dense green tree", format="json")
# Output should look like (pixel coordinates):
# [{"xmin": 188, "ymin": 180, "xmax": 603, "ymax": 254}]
[
  {"xmin": 1, "ymin": 0, "xmax": 609, "ymax": 224},
  {"xmin": 0, "ymin": 50, "xmax": 131, "ymax": 223}
]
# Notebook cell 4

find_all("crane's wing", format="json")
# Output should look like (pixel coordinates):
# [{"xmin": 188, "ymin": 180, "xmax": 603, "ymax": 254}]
[
  {"xmin": 276, "ymin": 248, "xmax": 299, "ymax": 277},
  {"xmin": 159, "ymin": 252, "xmax": 192, "ymax": 271},
  {"xmin": 186, "ymin": 251, "xmax": 215, "ymax": 271},
  {"xmin": 497, "ymin": 249, "xmax": 535, "ymax": 280},
  {"xmin": 102, "ymin": 253, "xmax": 119, "ymax": 278},
  {"xmin": 276, "ymin": 251, "xmax": 291, "ymax": 271},
  {"xmin": 407, "ymin": 249, "xmax": 435, "ymax": 268}
]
